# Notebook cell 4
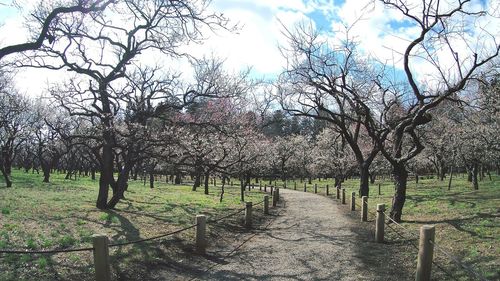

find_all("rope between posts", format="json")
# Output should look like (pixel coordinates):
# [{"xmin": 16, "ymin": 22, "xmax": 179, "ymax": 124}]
[
  {"xmin": 383, "ymin": 217, "xmax": 457, "ymax": 280},
  {"xmin": 428, "ymin": 240, "xmax": 489, "ymax": 281},
  {"xmin": 253, "ymin": 200, "xmax": 265, "ymax": 206},
  {"xmin": 109, "ymin": 224, "xmax": 197, "ymax": 247},
  {"xmin": 207, "ymin": 207, "xmax": 246, "ymax": 224},
  {"xmin": 0, "ymin": 246, "xmax": 94, "ymax": 255}
]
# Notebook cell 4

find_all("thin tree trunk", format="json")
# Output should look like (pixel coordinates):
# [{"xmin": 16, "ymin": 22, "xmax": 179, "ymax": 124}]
[
  {"xmin": 359, "ymin": 163, "xmax": 370, "ymax": 197},
  {"xmin": 389, "ymin": 163, "xmax": 408, "ymax": 223},
  {"xmin": 149, "ymin": 172, "xmax": 154, "ymax": 189},
  {"xmin": 204, "ymin": 171, "xmax": 210, "ymax": 195},
  {"xmin": 472, "ymin": 163, "xmax": 479, "ymax": 190}
]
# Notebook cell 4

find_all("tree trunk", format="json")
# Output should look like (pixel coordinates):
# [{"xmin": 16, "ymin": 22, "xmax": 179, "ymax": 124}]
[
  {"xmin": 472, "ymin": 163, "xmax": 479, "ymax": 190},
  {"xmin": 359, "ymin": 163, "xmax": 370, "ymax": 197},
  {"xmin": 204, "ymin": 171, "xmax": 210, "ymax": 195},
  {"xmin": 389, "ymin": 163, "xmax": 408, "ymax": 223},
  {"xmin": 192, "ymin": 169, "xmax": 201, "ymax": 191},
  {"xmin": 369, "ymin": 172, "xmax": 376, "ymax": 184},
  {"xmin": 240, "ymin": 178, "xmax": 245, "ymax": 202},
  {"xmin": 91, "ymin": 169, "xmax": 96, "ymax": 180},
  {"xmin": 42, "ymin": 164, "xmax": 50, "ymax": 183},
  {"xmin": 1, "ymin": 167, "xmax": 12, "ymax": 187},
  {"xmin": 96, "ymin": 138, "xmax": 114, "ymax": 209},
  {"xmin": 149, "ymin": 172, "xmax": 154, "ymax": 189},
  {"xmin": 174, "ymin": 173, "xmax": 181, "ymax": 184},
  {"xmin": 448, "ymin": 165, "xmax": 453, "ymax": 190}
]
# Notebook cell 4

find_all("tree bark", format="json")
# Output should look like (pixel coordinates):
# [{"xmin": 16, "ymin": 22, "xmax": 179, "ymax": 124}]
[
  {"xmin": 149, "ymin": 172, "xmax": 154, "ymax": 189},
  {"xmin": 472, "ymin": 163, "xmax": 479, "ymax": 190},
  {"xmin": 359, "ymin": 163, "xmax": 370, "ymax": 197},
  {"xmin": 389, "ymin": 163, "xmax": 408, "ymax": 223},
  {"xmin": 204, "ymin": 171, "xmax": 210, "ymax": 195},
  {"xmin": 1, "ymin": 167, "xmax": 12, "ymax": 187}
]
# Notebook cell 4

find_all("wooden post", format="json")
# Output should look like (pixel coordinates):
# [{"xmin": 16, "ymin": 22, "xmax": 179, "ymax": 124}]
[
  {"xmin": 314, "ymin": 184, "xmax": 317, "ymax": 194},
  {"xmin": 92, "ymin": 234, "xmax": 111, "ymax": 281},
  {"xmin": 248, "ymin": 184, "xmax": 251, "ymax": 191},
  {"xmin": 214, "ymin": 178, "xmax": 216, "ymax": 186},
  {"xmin": 195, "ymin": 215, "xmax": 207, "ymax": 254},
  {"xmin": 264, "ymin": 184, "xmax": 267, "ymax": 192},
  {"xmin": 259, "ymin": 183, "xmax": 262, "ymax": 191},
  {"xmin": 264, "ymin": 195, "xmax": 269, "ymax": 214},
  {"xmin": 252, "ymin": 184, "xmax": 254, "ymax": 189},
  {"xmin": 276, "ymin": 188, "xmax": 280, "ymax": 201},
  {"xmin": 270, "ymin": 186, "xmax": 273, "ymax": 195},
  {"xmin": 378, "ymin": 183, "xmax": 381, "ymax": 195},
  {"xmin": 341, "ymin": 188, "xmax": 346, "ymax": 204},
  {"xmin": 351, "ymin": 192, "xmax": 356, "ymax": 211},
  {"xmin": 245, "ymin": 202, "xmax": 252, "ymax": 229},
  {"xmin": 230, "ymin": 181, "xmax": 233, "ymax": 186},
  {"xmin": 326, "ymin": 184, "xmax": 329, "ymax": 196},
  {"xmin": 375, "ymin": 204, "xmax": 385, "ymax": 243},
  {"xmin": 272, "ymin": 190, "xmax": 278, "ymax": 207},
  {"xmin": 416, "ymin": 225, "xmax": 436, "ymax": 281},
  {"xmin": 361, "ymin": 196, "xmax": 368, "ymax": 222},
  {"xmin": 336, "ymin": 188, "xmax": 340, "ymax": 200},
  {"xmin": 294, "ymin": 181, "xmax": 297, "ymax": 190},
  {"xmin": 303, "ymin": 183, "xmax": 307, "ymax": 192}
]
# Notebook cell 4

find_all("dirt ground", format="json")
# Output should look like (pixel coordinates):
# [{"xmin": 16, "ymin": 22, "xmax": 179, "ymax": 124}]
[{"xmin": 141, "ymin": 189, "xmax": 414, "ymax": 281}]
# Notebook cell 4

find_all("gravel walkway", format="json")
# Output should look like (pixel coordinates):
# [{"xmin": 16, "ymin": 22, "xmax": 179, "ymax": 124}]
[{"xmin": 197, "ymin": 189, "xmax": 412, "ymax": 281}]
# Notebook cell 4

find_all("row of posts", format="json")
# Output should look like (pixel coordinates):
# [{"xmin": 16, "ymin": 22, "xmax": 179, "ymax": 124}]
[
  {"xmin": 254, "ymin": 181, "xmax": 436, "ymax": 281},
  {"xmin": 302, "ymin": 184, "xmax": 436, "ymax": 281},
  {"xmin": 92, "ymin": 189, "xmax": 280, "ymax": 281}
]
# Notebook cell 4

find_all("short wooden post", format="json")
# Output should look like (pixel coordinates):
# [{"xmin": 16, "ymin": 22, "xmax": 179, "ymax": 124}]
[
  {"xmin": 378, "ymin": 183, "xmax": 381, "ymax": 195},
  {"xmin": 294, "ymin": 181, "xmax": 297, "ymax": 190},
  {"xmin": 252, "ymin": 184, "xmax": 254, "ymax": 189},
  {"xmin": 326, "ymin": 184, "xmax": 329, "ymax": 196},
  {"xmin": 375, "ymin": 204, "xmax": 385, "ymax": 243},
  {"xmin": 270, "ymin": 186, "xmax": 273, "ymax": 195},
  {"xmin": 245, "ymin": 202, "xmax": 253, "ymax": 229},
  {"xmin": 336, "ymin": 188, "xmax": 340, "ymax": 199},
  {"xmin": 303, "ymin": 183, "xmax": 307, "ymax": 192},
  {"xmin": 92, "ymin": 234, "xmax": 111, "ymax": 281},
  {"xmin": 264, "ymin": 195, "xmax": 269, "ymax": 214},
  {"xmin": 314, "ymin": 184, "xmax": 317, "ymax": 194},
  {"xmin": 259, "ymin": 183, "xmax": 262, "ymax": 191},
  {"xmin": 361, "ymin": 196, "xmax": 368, "ymax": 222},
  {"xmin": 248, "ymin": 184, "xmax": 251, "ymax": 191},
  {"xmin": 415, "ymin": 225, "xmax": 436, "ymax": 281},
  {"xmin": 264, "ymin": 184, "xmax": 267, "ymax": 192},
  {"xmin": 341, "ymin": 188, "xmax": 346, "ymax": 204},
  {"xmin": 351, "ymin": 192, "xmax": 356, "ymax": 211},
  {"xmin": 195, "ymin": 215, "xmax": 207, "ymax": 254},
  {"xmin": 276, "ymin": 188, "xmax": 280, "ymax": 201},
  {"xmin": 272, "ymin": 190, "xmax": 278, "ymax": 207}
]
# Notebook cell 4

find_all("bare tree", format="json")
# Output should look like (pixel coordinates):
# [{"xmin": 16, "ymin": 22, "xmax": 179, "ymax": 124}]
[
  {"xmin": 278, "ymin": 22, "xmax": 382, "ymax": 197},
  {"xmin": 0, "ymin": 0, "xmax": 114, "ymax": 60},
  {"xmin": 18, "ymin": 0, "xmax": 232, "ymax": 208}
]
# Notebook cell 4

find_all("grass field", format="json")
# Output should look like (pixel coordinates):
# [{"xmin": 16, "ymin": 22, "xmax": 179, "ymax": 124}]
[
  {"xmin": 1, "ymin": 170, "xmax": 498, "ymax": 280},
  {"xmin": 0, "ymin": 170, "xmax": 269, "ymax": 281},
  {"xmin": 273, "ymin": 174, "xmax": 499, "ymax": 280}
]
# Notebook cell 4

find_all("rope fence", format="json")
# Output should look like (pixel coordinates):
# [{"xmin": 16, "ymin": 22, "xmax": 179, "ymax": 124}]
[
  {"xmin": 0, "ymin": 185, "xmax": 278, "ymax": 281},
  {"xmin": 297, "ymin": 182, "xmax": 491, "ymax": 281}
]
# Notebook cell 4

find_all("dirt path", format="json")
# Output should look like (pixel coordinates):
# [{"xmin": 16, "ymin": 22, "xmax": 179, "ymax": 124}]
[{"xmin": 186, "ymin": 189, "xmax": 412, "ymax": 281}]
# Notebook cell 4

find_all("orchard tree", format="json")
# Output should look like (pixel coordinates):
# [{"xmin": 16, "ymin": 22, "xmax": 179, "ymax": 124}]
[
  {"xmin": 373, "ymin": 0, "xmax": 499, "ymax": 221},
  {"xmin": 19, "ymin": 0, "xmax": 232, "ymax": 209},
  {"xmin": 278, "ymin": 22, "xmax": 382, "ymax": 197},
  {"xmin": 0, "ymin": 0, "xmax": 114, "ymax": 60},
  {"xmin": 0, "ymin": 78, "xmax": 32, "ymax": 187}
]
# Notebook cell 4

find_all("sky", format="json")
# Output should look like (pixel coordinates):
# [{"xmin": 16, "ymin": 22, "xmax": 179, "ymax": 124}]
[{"xmin": 0, "ymin": 0, "xmax": 498, "ymax": 97}]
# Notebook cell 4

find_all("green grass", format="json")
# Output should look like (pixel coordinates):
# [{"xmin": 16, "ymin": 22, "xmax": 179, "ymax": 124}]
[
  {"xmin": 0, "ymin": 169, "xmax": 268, "ymax": 281},
  {"xmin": 270, "ymin": 174, "xmax": 499, "ymax": 281}
]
